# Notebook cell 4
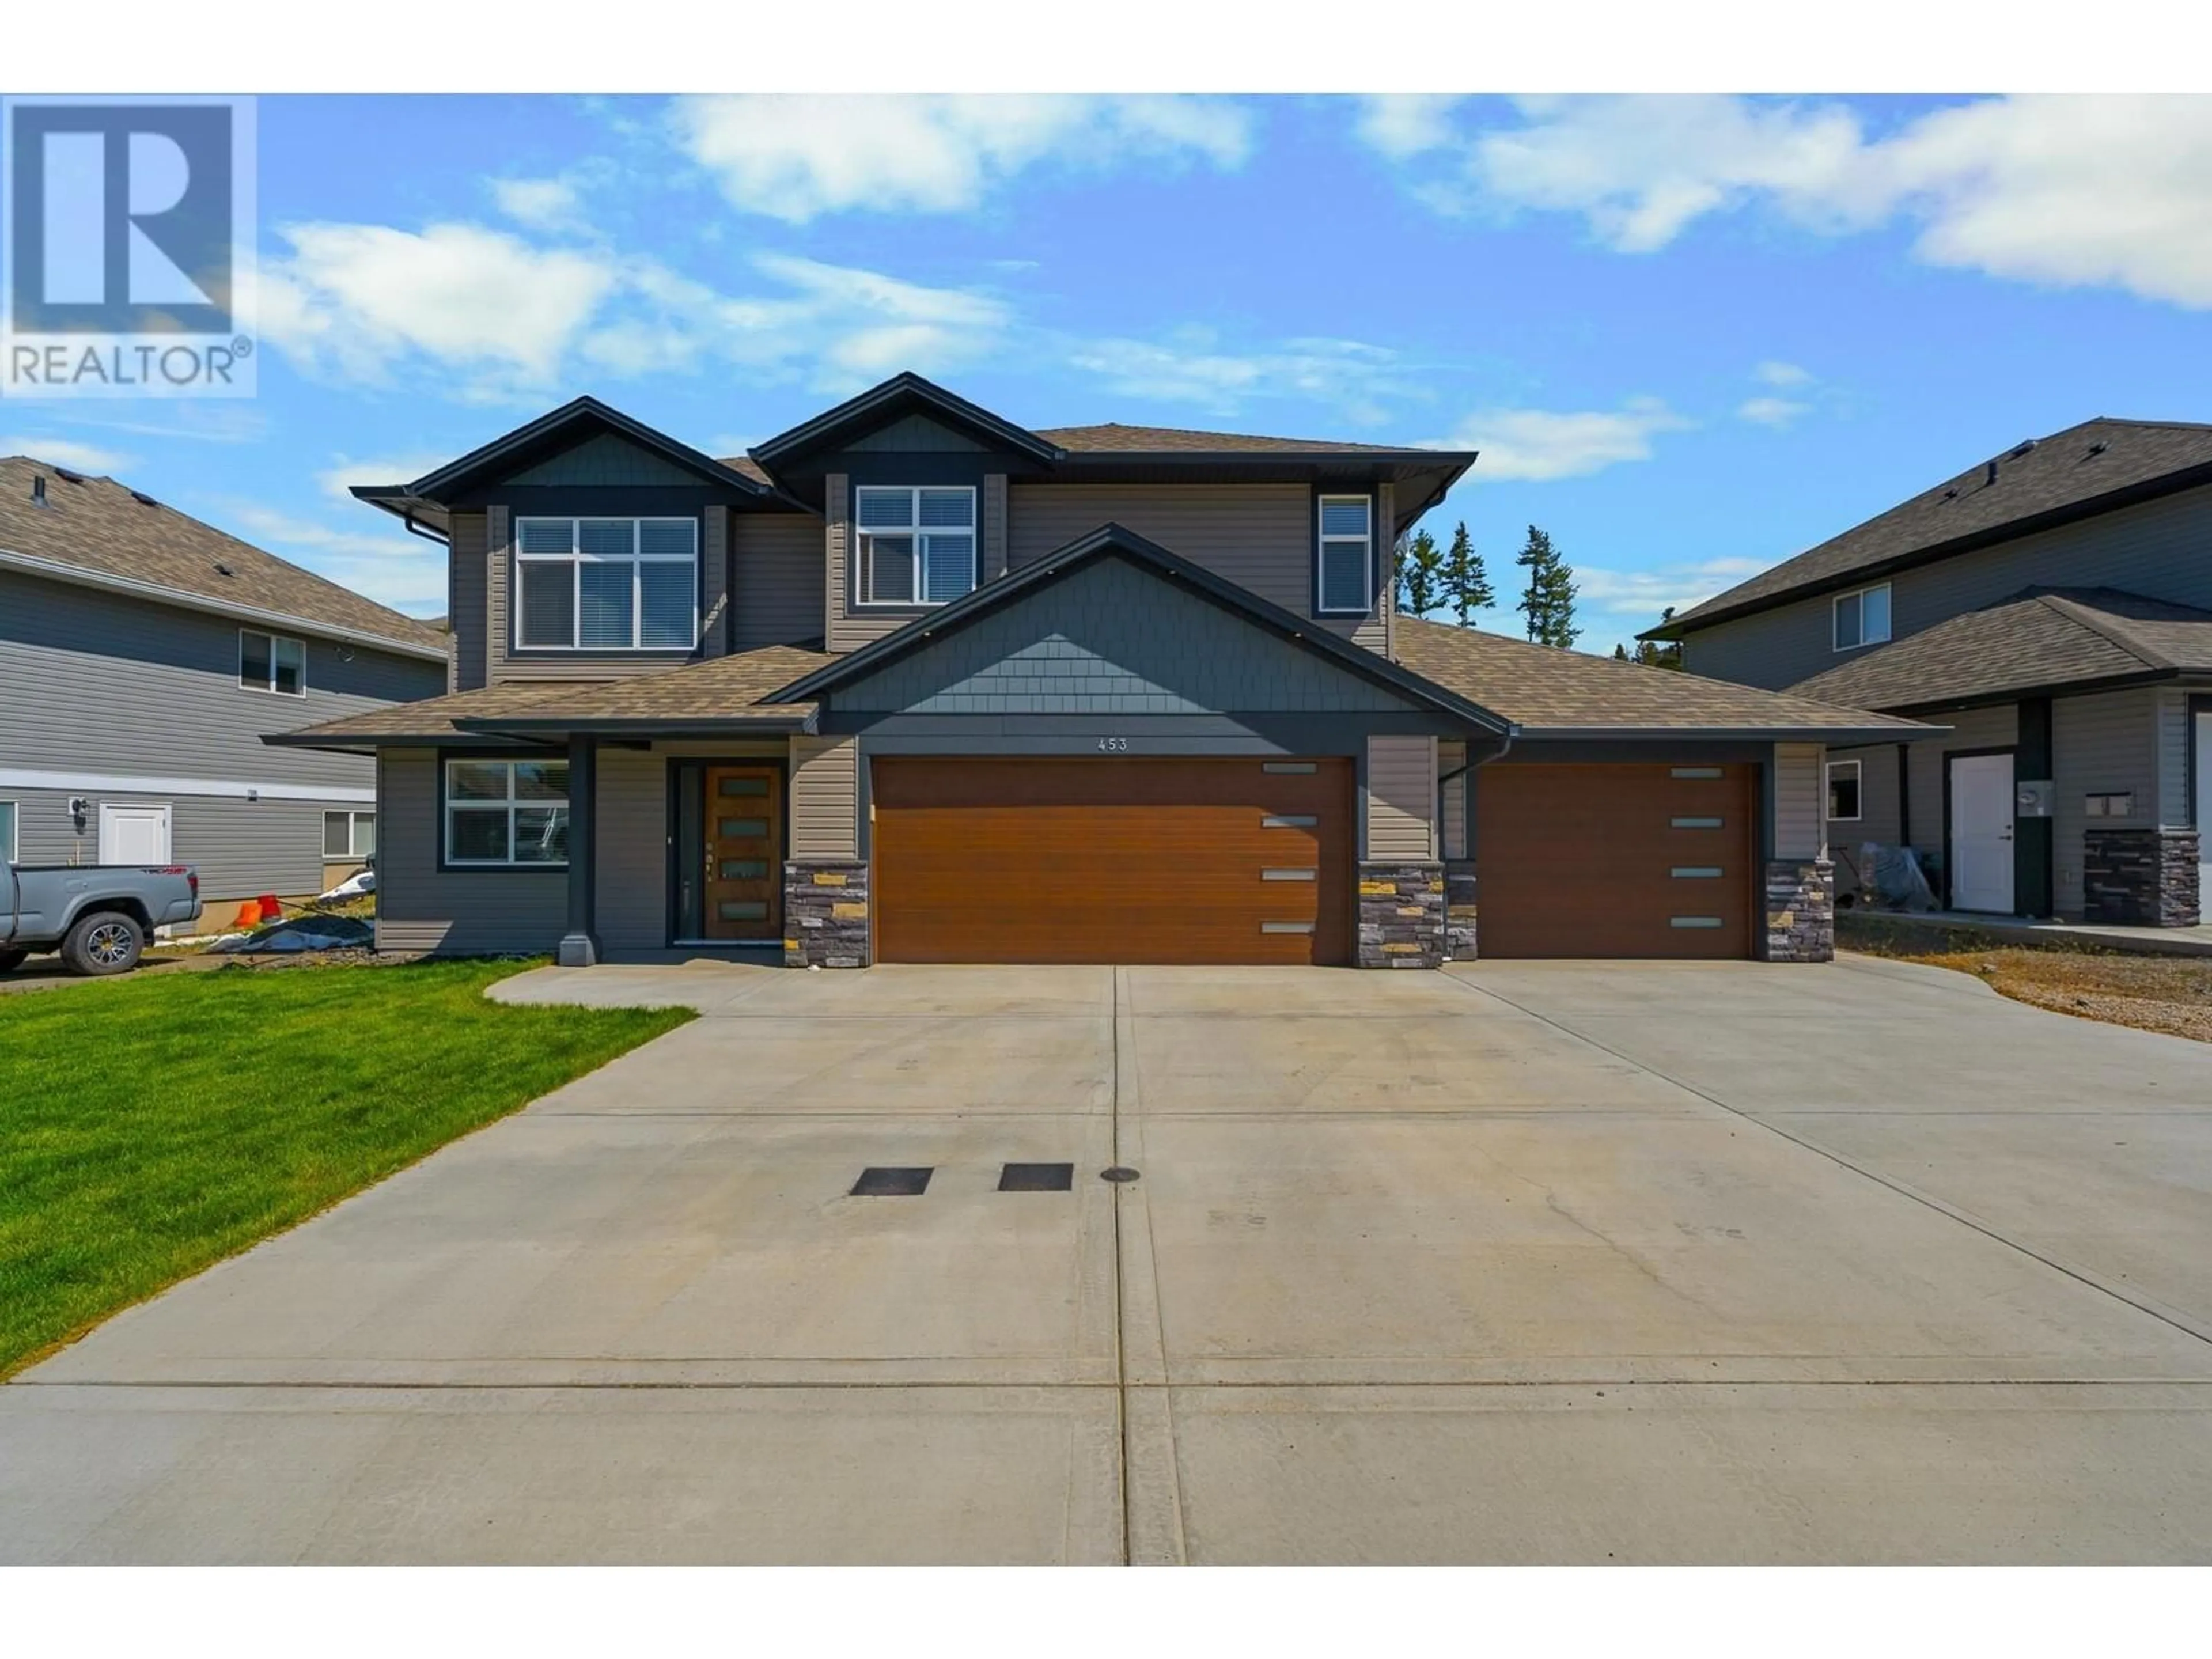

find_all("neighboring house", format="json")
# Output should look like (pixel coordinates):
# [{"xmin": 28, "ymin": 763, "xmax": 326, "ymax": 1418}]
[
  {"xmin": 1647, "ymin": 418, "xmax": 2212, "ymax": 928},
  {"xmin": 272, "ymin": 373, "xmax": 1921, "ymax": 969},
  {"xmin": 1, "ymin": 456, "xmax": 449, "ymax": 931}
]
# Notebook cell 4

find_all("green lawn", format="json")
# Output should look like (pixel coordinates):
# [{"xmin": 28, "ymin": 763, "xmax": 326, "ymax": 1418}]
[{"xmin": 0, "ymin": 959, "xmax": 692, "ymax": 1377}]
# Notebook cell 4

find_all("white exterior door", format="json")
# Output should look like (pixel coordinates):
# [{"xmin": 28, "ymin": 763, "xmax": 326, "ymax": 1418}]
[
  {"xmin": 1949, "ymin": 753, "xmax": 2015, "ymax": 913},
  {"xmin": 98, "ymin": 802, "xmax": 172, "ymax": 866},
  {"xmin": 2196, "ymin": 710, "xmax": 2211, "ymax": 908}
]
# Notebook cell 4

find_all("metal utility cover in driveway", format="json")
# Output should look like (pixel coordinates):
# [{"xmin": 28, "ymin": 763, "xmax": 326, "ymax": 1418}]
[
  {"xmin": 850, "ymin": 1166, "xmax": 933, "ymax": 1196},
  {"xmin": 998, "ymin": 1162, "xmax": 1075, "ymax": 1192}
]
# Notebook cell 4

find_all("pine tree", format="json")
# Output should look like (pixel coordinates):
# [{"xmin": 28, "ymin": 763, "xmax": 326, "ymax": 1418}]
[
  {"xmin": 1440, "ymin": 520, "xmax": 1495, "ymax": 627},
  {"xmin": 1395, "ymin": 528, "xmax": 1443, "ymax": 619},
  {"xmin": 1612, "ymin": 643, "xmax": 1630, "ymax": 660},
  {"xmin": 1514, "ymin": 524, "xmax": 1580, "ymax": 649},
  {"xmin": 1630, "ymin": 607, "xmax": 1684, "ymax": 670}
]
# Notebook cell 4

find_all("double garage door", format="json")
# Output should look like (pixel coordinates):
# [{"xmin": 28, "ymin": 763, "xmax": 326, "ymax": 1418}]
[{"xmin": 869, "ymin": 756, "xmax": 1755, "ymax": 964}]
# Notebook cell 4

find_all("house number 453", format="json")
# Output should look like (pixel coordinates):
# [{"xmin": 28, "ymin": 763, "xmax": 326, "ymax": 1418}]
[{"xmin": 1096, "ymin": 737, "xmax": 1129, "ymax": 752}]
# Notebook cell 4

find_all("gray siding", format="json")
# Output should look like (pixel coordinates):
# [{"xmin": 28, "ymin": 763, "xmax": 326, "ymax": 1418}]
[
  {"xmin": 1006, "ymin": 483, "xmax": 1386, "ymax": 649},
  {"xmin": 449, "ymin": 510, "xmax": 488, "ymax": 691},
  {"xmin": 1, "ymin": 785, "xmax": 351, "ymax": 899},
  {"xmin": 1824, "ymin": 743, "xmax": 1906, "ymax": 899},
  {"xmin": 1685, "ymin": 482, "xmax": 2212, "ymax": 691},
  {"xmin": 1908, "ymin": 703, "xmax": 2018, "ymax": 847},
  {"xmin": 2052, "ymin": 687, "xmax": 2162, "ymax": 914},
  {"xmin": 983, "ymin": 473, "xmax": 1009, "ymax": 582},
  {"xmin": 844, "ymin": 414, "xmax": 988, "ymax": 452},
  {"xmin": 1772, "ymin": 742, "xmax": 1826, "ymax": 860},
  {"xmin": 833, "ymin": 556, "xmax": 1415, "ymax": 716},
  {"xmin": 2156, "ymin": 688, "xmax": 2192, "ymax": 825},
  {"xmin": 0, "ymin": 570, "xmax": 435, "ymax": 789},
  {"xmin": 373, "ymin": 748, "xmax": 565, "ymax": 953},
  {"xmin": 1366, "ymin": 734, "xmax": 1437, "ymax": 861},
  {"xmin": 702, "ymin": 505, "xmax": 730, "ymax": 660},
  {"xmin": 731, "ymin": 513, "xmax": 825, "ymax": 650},
  {"xmin": 594, "ymin": 745, "xmax": 666, "ymax": 952}
]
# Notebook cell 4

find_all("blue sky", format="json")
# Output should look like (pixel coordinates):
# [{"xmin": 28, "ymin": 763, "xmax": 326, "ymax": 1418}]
[{"xmin": 8, "ymin": 92, "xmax": 2209, "ymax": 651}]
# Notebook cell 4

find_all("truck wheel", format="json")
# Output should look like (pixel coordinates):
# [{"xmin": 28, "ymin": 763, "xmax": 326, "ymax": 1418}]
[
  {"xmin": 0, "ymin": 948, "xmax": 28, "ymax": 975},
  {"xmin": 61, "ymin": 911, "xmax": 145, "ymax": 976}
]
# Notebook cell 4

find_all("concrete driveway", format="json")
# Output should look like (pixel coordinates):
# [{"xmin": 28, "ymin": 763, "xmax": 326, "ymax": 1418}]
[{"xmin": 5, "ymin": 954, "xmax": 2211, "ymax": 1563}]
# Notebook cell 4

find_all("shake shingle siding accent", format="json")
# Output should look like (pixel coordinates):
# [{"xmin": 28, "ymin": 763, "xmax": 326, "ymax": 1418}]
[
  {"xmin": 371, "ymin": 748, "xmax": 566, "ymax": 955},
  {"xmin": 731, "ymin": 513, "xmax": 826, "ymax": 651},
  {"xmin": 506, "ymin": 431, "xmax": 709, "ymax": 487}
]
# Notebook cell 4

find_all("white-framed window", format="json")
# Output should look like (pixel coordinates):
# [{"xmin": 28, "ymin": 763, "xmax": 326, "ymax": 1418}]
[
  {"xmin": 854, "ymin": 486, "xmax": 977, "ymax": 606},
  {"xmin": 1827, "ymin": 759, "xmax": 1862, "ymax": 822},
  {"xmin": 444, "ymin": 759, "xmax": 570, "ymax": 866},
  {"xmin": 1831, "ymin": 582, "xmax": 1892, "ymax": 651},
  {"xmin": 1317, "ymin": 495, "xmax": 1374, "ymax": 614},
  {"xmin": 323, "ymin": 809, "xmax": 376, "ymax": 859},
  {"xmin": 240, "ymin": 628, "xmax": 306, "ymax": 695},
  {"xmin": 514, "ymin": 517, "xmax": 698, "ymax": 650},
  {"xmin": 0, "ymin": 799, "xmax": 16, "ymax": 864}
]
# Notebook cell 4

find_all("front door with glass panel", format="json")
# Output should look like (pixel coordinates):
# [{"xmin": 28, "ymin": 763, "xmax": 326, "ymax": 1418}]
[{"xmin": 702, "ymin": 766, "xmax": 782, "ymax": 940}]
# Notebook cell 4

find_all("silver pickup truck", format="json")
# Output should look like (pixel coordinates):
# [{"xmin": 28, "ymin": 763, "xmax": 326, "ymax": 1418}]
[{"xmin": 2, "ymin": 862, "xmax": 202, "ymax": 976}]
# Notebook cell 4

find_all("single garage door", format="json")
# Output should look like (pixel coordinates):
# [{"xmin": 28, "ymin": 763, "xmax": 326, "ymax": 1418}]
[
  {"xmin": 872, "ymin": 757, "xmax": 1353, "ymax": 964},
  {"xmin": 1475, "ymin": 762, "xmax": 1755, "ymax": 959}
]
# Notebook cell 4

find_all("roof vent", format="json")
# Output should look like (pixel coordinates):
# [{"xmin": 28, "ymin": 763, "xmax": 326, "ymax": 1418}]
[
  {"xmin": 130, "ymin": 490, "xmax": 158, "ymax": 507},
  {"xmin": 31, "ymin": 475, "xmax": 48, "ymax": 507},
  {"xmin": 1942, "ymin": 486, "xmax": 1959, "ymax": 501},
  {"xmin": 214, "ymin": 561, "xmax": 235, "ymax": 578},
  {"xmin": 53, "ymin": 467, "xmax": 84, "ymax": 484},
  {"xmin": 2008, "ymin": 438, "xmax": 2037, "ymax": 459},
  {"xmin": 2087, "ymin": 440, "xmax": 2109, "ymax": 457},
  {"xmin": 1984, "ymin": 459, "xmax": 1998, "ymax": 486}
]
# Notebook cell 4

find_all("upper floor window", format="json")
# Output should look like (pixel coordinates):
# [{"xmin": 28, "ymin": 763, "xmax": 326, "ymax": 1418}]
[
  {"xmin": 1831, "ymin": 582, "xmax": 1892, "ymax": 651},
  {"xmin": 515, "ymin": 517, "xmax": 698, "ymax": 651},
  {"xmin": 240, "ymin": 628, "xmax": 305, "ymax": 695},
  {"xmin": 855, "ymin": 486, "xmax": 976, "ymax": 606},
  {"xmin": 1317, "ymin": 495, "xmax": 1374, "ymax": 614},
  {"xmin": 445, "ymin": 759, "xmax": 568, "ymax": 867}
]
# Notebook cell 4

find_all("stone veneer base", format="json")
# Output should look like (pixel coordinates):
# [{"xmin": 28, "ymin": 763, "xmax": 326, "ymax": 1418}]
[
  {"xmin": 1443, "ymin": 860, "xmax": 1478, "ymax": 961},
  {"xmin": 784, "ymin": 859, "xmax": 871, "ymax": 968},
  {"xmin": 1764, "ymin": 859, "xmax": 1835, "ymax": 962},
  {"xmin": 1357, "ymin": 861, "xmax": 1445, "ymax": 969},
  {"xmin": 2083, "ymin": 827, "xmax": 2200, "ymax": 927}
]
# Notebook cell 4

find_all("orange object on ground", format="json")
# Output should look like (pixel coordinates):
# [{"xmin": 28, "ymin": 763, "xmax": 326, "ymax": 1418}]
[
  {"xmin": 233, "ymin": 899, "xmax": 263, "ymax": 929},
  {"xmin": 257, "ymin": 893, "xmax": 283, "ymax": 920}
]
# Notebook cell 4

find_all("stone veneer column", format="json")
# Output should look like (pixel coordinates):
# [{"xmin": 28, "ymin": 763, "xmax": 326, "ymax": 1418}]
[
  {"xmin": 1357, "ymin": 862, "xmax": 1445, "ymax": 968},
  {"xmin": 2084, "ymin": 827, "xmax": 2200, "ymax": 926},
  {"xmin": 784, "ymin": 860, "xmax": 870, "ymax": 967},
  {"xmin": 1763, "ymin": 858, "xmax": 1835, "ymax": 962},
  {"xmin": 1442, "ymin": 859, "xmax": 1478, "ymax": 960}
]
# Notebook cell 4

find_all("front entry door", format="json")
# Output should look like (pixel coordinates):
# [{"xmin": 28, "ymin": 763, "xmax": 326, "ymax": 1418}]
[
  {"xmin": 702, "ymin": 766, "xmax": 782, "ymax": 940},
  {"xmin": 1949, "ymin": 752, "xmax": 2016, "ymax": 913},
  {"xmin": 2196, "ymin": 709, "xmax": 2211, "ymax": 910}
]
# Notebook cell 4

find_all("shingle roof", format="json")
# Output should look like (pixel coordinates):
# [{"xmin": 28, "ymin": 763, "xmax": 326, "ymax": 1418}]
[
  {"xmin": 1393, "ymin": 616, "xmax": 1928, "ymax": 737},
  {"xmin": 263, "ymin": 679, "xmax": 618, "ymax": 747},
  {"xmin": 1658, "ymin": 419, "xmax": 2212, "ymax": 637},
  {"xmin": 0, "ymin": 455, "xmax": 446, "ymax": 656},
  {"xmin": 1034, "ymin": 422, "xmax": 1441, "ymax": 456},
  {"xmin": 1785, "ymin": 588, "xmax": 2212, "ymax": 712}
]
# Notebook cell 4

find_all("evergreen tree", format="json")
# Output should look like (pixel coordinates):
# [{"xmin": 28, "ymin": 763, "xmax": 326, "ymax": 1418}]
[
  {"xmin": 1612, "ymin": 643, "xmax": 1630, "ymax": 660},
  {"xmin": 1514, "ymin": 524, "xmax": 1580, "ymax": 649},
  {"xmin": 1394, "ymin": 527, "xmax": 1444, "ymax": 618},
  {"xmin": 1440, "ymin": 520, "xmax": 1495, "ymax": 627},
  {"xmin": 1629, "ymin": 607, "xmax": 1684, "ymax": 670}
]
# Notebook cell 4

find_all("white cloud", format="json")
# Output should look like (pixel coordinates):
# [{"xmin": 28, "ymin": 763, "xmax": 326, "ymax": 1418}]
[
  {"xmin": 218, "ymin": 501, "xmax": 428, "ymax": 562},
  {"xmin": 488, "ymin": 176, "xmax": 587, "ymax": 235},
  {"xmin": 1737, "ymin": 396, "xmax": 1811, "ymax": 429},
  {"xmin": 1065, "ymin": 332, "xmax": 1411, "ymax": 421},
  {"xmin": 1573, "ymin": 555, "xmax": 1771, "ymax": 652},
  {"xmin": 669, "ymin": 94, "xmax": 1252, "ymax": 222},
  {"xmin": 1355, "ymin": 95, "xmax": 1463, "ymax": 161},
  {"xmin": 1753, "ymin": 359, "xmax": 1813, "ymax": 387},
  {"xmin": 206, "ymin": 498, "xmax": 446, "ymax": 613},
  {"xmin": 0, "ymin": 435, "xmax": 134, "ymax": 473},
  {"xmin": 315, "ymin": 453, "xmax": 453, "ymax": 502},
  {"xmin": 1371, "ymin": 94, "xmax": 2212, "ymax": 309},
  {"xmin": 1425, "ymin": 397, "xmax": 1692, "ymax": 481}
]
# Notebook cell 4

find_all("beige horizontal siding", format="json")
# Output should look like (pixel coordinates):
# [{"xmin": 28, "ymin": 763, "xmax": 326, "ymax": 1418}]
[
  {"xmin": 372, "ymin": 748, "xmax": 565, "ymax": 953},
  {"xmin": 789, "ymin": 735, "xmax": 858, "ymax": 859},
  {"xmin": 733, "ymin": 513, "xmax": 827, "ymax": 650},
  {"xmin": 449, "ymin": 511, "xmax": 487, "ymax": 691},
  {"xmin": 701, "ymin": 505, "xmax": 730, "ymax": 660},
  {"xmin": 593, "ymin": 745, "xmax": 666, "ymax": 951},
  {"xmin": 1438, "ymin": 738, "xmax": 1467, "ymax": 860},
  {"xmin": 1772, "ymin": 741, "xmax": 1827, "ymax": 861},
  {"xmin": 1366, "ymin": 734, "xmax": 1437, "ymax": 861}
]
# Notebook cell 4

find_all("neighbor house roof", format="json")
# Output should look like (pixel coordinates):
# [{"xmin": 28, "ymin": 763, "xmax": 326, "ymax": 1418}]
[
  {"xmin": 1393, "ymin": 616, "xmax": 1930, "ymax": 740},
  {"xmin": 1651, "ymin": 419, "xmax": 2212, "ymax": 640},
  {"xmin": 1785, "ymin": 588, "xmax": 2212, "ymax": 713},
  {"xmin": 0, "ymin": 456, "xmax": 447, "ymax": 661}
]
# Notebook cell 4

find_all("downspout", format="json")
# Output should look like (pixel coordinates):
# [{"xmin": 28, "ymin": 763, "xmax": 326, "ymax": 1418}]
[
  {"xmin": 403, "ymin": 510, "xmax": 449, "ymax": 547},
  {"xmin": 1437, "ymin": 724, "xmax": 1518, "ymax": 858}
]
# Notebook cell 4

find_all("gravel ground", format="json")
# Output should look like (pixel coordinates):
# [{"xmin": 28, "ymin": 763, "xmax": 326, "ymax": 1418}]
[{"xmin": 1878, "ymin": 946, "xmax": 2212, "ymax": 1044}]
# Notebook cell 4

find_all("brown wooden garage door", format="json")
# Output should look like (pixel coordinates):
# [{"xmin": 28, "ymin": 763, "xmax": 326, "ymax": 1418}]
[
  {"xmin": 1475, "ymin": 763, "xmax": 1755, "ymax": 959},
  {"xmin": 872, "ymin": 757, "xmax": 1353, "ymax": 964}
]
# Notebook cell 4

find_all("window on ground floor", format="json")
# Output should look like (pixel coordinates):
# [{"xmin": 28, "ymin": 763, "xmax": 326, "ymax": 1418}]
[
  {"xmin": 323, "ymin": 809, "xmax": 376, "ymax": 859},
  {"xmin": 1827, "ymin": 758, "xmax": 1862, "ymax": 822},
  {"xmin": 0, "ymin": 799, "xmax": 16, "ymax": 863},
  {"xmin": 444, "ymin": 759, "xmax": 569, "ymax": 866}
]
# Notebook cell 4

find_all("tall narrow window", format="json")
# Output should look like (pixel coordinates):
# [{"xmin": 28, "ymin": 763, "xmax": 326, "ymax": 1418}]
[
  {"xmin": 1827, "ymin": 759, "xmax": 1862, "ymax": 822},
  {"xmin": 514, "ymin": 517, "xmax": 698, "ymax": 650},
  {"xmin": 239, "ymin": 629, "xmax": 306, "ymax": 695},
  {"xmin": 445, "ymin": 759, "xmax": 570, "ymax": 866},
  {"xmin": 1317, "ymin": 495, "xmax": 1373, "ymax": 614},
  {"xmin": 854, "ymin": 486, "xmax": 976, "ymax": 605},
  {"xmin": 0, "ymin": 800, "xmax": 16, "ymax": 863}
]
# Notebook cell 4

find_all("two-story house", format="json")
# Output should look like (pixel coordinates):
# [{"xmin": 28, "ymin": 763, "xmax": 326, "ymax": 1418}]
[
  {"xmin": 1, "ymin": 456, "xmax": 449, "ymax": 932},
  {"xmin": 272, "ymin": 373, "xmax": 1923, "ymax": 969},
  {"xmin": 1647, "ymin": 419, "xmax": 2212, "ymax": 929}
]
